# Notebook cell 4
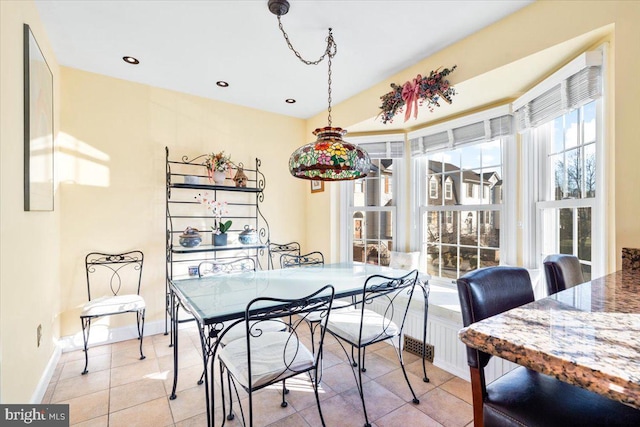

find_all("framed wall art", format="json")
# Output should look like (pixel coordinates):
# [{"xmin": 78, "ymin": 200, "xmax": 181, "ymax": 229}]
[
  {"xmin": 24, "ymin": 23, "xmax": 54, "ymax": 211},
  {"xmin": 310, "ymin": 180, "xmax": 324, "ymax": 193}
]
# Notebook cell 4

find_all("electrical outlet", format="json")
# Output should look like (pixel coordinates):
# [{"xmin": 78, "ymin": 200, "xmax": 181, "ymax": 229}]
[{"xmin": 37, "ymin": 324, "xmax": 42, "ymax": 347}]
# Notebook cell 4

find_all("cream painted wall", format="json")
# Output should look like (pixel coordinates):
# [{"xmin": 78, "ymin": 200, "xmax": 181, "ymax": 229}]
[
  {"xmin": 0, "ymin": 1, "xmax": 61, "ymax": 403},
  {"xmin": 3, "ymin": 0, "xmax": 640, "ymax": 405},
  {"xmin": 58, "ymin": 67, "xmax": 308, "ymax": 337},
  {"xmin": 306, "ymin": 0, "xmax": 640, "ymax": 271}
]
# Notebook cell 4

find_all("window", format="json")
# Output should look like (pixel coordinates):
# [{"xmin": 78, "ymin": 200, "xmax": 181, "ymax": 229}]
[
  {"xmin": 429, "ymin": 176, "xmax": 438, "ymax": 199},
  {"xmin": 516, "ymin": 49, "xmax": 605, "ymax": 282},
  {"xmin": 419, "ymin": 141, "xmax": 505, "ymax": 280},
  {"xmin": 534, "ymin": 102, "xmax": 599, "ymax": 280},
  {"xmin": 411, "ymin": 106, "xmax": 514, "ymax": 283},
  {"xmin": 341, "ymin": 137, "xmax": 405, "ymax": 266},
  {"xmin": 444, "ymin": 177, "xmax": 453, "ymax": 200}
]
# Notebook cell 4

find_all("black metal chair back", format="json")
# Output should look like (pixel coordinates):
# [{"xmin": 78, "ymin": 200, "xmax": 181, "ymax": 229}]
[
  {"xmin": 217, "ymin": 284, "xmax": 335, "ymax": 427},
  {"xmin": 198, "ymin": 257, "xmax": 255, "ymax": 277},
  {"xmin": 356, "ymin": 269, "xmax": 419, "ymax": 347},
  {"xmin": 326, "ymin": 269, "xmax": 422, "ymax": 427},
  {"xmin": 81, "ymin": 250, "xmax": 145, "ymax": 375},
  {"xmin": 85, "ymin": 250, "xmax": 144, "ymax": 301},
  {"xmin": 543, "ymin": 254, "xmax": 584, "ymax": 295},
  {"xmin": 268, "ymin": 241, "xmax": 300, "ymax": 269},
  {"xmin": 280, "ymin": 251, "xmax": 324, "ymax": 268}
]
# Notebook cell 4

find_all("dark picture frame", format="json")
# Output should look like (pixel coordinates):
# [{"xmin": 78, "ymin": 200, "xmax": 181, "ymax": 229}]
[
  {"xmin": 310, "ymin": 180, "xmax": 324, "ymax": 193},
  {"xmin": 24, "ymin": 23, "xmax": 54, "ymax": 211}
]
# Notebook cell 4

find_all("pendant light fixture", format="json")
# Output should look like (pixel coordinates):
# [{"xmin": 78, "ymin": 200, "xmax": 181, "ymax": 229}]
[{"xmin": 268, "ymin": 0, "xmax": 371, "ymax": 181}]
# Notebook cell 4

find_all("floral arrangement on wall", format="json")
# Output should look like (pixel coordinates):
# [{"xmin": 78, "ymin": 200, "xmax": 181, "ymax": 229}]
[{"xmin": 378, "ymin": 65, "xmax": 457, "ymax": 124}]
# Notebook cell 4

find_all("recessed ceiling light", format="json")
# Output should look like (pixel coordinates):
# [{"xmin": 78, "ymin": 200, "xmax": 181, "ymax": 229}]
[
  {"xmin": 216, "ymin": 81, "xmax": 229, "ymax": 88},
  {"xmin": 285, "ymin": 99, "xmax": 296, "ymax": 104},
  {"xmin": 122, "ymin": 56, "xmax": 139, "ymax": 64}
]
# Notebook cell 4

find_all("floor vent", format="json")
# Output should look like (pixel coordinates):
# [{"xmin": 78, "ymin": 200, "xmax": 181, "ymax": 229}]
[{"xmin": 404, "ymin": 335, "xmax": 434, "ymax": 362}]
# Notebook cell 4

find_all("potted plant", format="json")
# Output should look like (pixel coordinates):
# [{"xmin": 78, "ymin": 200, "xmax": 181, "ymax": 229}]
[
  {"xmin": 205, "ymin": 151, "xmax": 232, "ymax": 185},
  {"xmin": 212, "ymin": 218, "xmax": 232, "ymax": 246},
  {"xmin": 195, "ymin": 193, "xmax": 232, "ymax": 246}
]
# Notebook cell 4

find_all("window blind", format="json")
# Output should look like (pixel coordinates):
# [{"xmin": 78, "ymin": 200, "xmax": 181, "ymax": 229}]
[
  {"xmin": 410, "ymin": 113, "xmax": 513, "ymax": 157},
  {"xmin": 357, "ymin": 140, "xmax": 404, "ymax": 159},
  {"xmin": 514, "ymin": 52, "xmax": 602, "ymax": 131}
]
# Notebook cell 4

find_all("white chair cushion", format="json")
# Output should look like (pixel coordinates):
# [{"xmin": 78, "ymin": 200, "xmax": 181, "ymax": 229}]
[
  {"xmin": 305, "ymin": 299, "xmax": 353, "ymax": 323},
  {"xmin": 389, "ymin": 251, "xmax": 420, "ymax": 270},
  {"xmin": 219, "ymin": 331, "xmax": 314, "ymax": 389},
  {"xmin": 81, "ymin": 294, "xmax": 145, "ymax": 317},
  {"xmin": 327, "ymin": 308, "xmax": 399, "ymax": 345},
  {"xmin": 219, "ymin": 320, "xmax": 287, "ymax": 346}
]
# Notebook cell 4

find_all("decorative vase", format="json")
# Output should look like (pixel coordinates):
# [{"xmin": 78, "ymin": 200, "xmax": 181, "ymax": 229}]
[
  {"xmin": 238, "ymin": 225, "xmax": 258, "ymax": 245},
  {"xmin": 184, "ymin": 175, "xmax": 199, "ymax": 185},
  {"xmin": 212, "ymin": 170, "xmax": 226, "ymax": 185},
  {"xmin": 179, "ymin": 227, "xmax": 202, "ymax": 248},
  {"xmin": 213, "ymin": 233, "xmax": 228, "ymax": 246}
]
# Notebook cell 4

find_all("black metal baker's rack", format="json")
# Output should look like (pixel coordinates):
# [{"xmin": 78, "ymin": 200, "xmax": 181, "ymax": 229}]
[{"xmin": 164, "ymin": 146, "xmax": 270, "ymax": 336}]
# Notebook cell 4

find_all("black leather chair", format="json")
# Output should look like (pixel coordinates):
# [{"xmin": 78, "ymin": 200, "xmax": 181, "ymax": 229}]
[
  {"xmin": 543, "ymin": 254, "xmax": 584, "ymax": 295},
  {"xmin": 457, "ymin": 266, "xmax": 640, "ymax": 427}
]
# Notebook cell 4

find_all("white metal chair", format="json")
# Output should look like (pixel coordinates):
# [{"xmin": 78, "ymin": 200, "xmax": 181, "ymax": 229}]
[
  {"xmin": 80, "ymin": 250, "xmax": 145, "ymax": 375},
  {"xmin": 217, "ymin": 285, "xmax": 335, "ymax": 427}
]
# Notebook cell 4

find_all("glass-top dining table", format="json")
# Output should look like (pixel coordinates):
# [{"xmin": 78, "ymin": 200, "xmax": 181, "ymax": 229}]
[
  {"xmin": 168, "ymin": 262, "xmax": 430, "ymax": 426},
  {"xmin": 458, "ymin": 269, "xmax": 640, "ymax": 410}
]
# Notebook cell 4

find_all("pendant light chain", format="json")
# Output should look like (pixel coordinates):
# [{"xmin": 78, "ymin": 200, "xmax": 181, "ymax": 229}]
[
  {"xmin": 327, "ymin": 48, "xmax": 333, "ymax": 126},
  {"xmin": 276, "ymin": 16, "xmax": 337, "ymax": 125},
  {"xmin": 271, "ymin": 0, "xmax": 370, "ymax": 181}
]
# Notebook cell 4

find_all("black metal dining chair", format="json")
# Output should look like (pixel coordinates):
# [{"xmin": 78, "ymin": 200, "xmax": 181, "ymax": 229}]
[
  {"xmin": 198, "ymin": 257, "xmax": 255, "ymax": 277},
  {"xmin": 457, "ymin": 266, "xmax": 640, "ymax": 427},
  {"xmin": 80, "ymin": 250, "xmax": 145, "ymax": 375},
  {"xmin": 543, "ymin": 254, "xmax": 584, "ymax": 295},
  {"xmin": 280, "ymin": 251, "xmax": 325, "ymax": 268},
  {"xmin": 217, "ymin": 285, "xmax": 335, "ymax": 427},
  {"xmin": 191, "ymin": 257, "xmax": 287, "ymax": 420},
  {"xmin": 326, "ymin": 269, "xmax": 423, "ymax": 427},
  {"xmin": 268, "ymin": 241, "xmax": 300, "ymax": 269}
]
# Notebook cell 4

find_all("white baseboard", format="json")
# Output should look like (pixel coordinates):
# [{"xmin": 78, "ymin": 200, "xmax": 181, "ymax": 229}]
[
  {"xmin": 31, "ymin": 345, "xmax": 62, "ymax": 404},
  {"xmin": 35, "ymin": 319, "xmax": 181, "ymax": 403},
  {"xmin": 57, "ymin": 318, "xmax": 181, "ymax": 353}
]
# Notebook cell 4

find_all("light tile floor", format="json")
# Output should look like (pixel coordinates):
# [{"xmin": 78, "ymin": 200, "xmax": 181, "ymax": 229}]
[{"xmin": 43, "ymin": 325, "xmax": 474, "ymax": 426}]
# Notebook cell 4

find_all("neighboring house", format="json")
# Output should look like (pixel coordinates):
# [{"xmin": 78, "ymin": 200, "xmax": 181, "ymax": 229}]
[
  {"xmin": 426, "ymin": 160, "xmax": 501, "ymax": 251},
  {"xmin": 352, "ymin": 161, "xmax": 393, "ymax": 265}
]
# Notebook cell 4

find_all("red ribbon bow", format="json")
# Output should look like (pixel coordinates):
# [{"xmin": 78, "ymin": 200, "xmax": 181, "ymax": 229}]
[{"xmin": 401, "ymin": 74, "xmax": 421, "ymax": 122}]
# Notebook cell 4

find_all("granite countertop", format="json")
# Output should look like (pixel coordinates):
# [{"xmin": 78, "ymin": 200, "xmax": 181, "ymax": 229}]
[{"xmin": 459, "ymin": 269, "xmax": 640, "ymax": 409}]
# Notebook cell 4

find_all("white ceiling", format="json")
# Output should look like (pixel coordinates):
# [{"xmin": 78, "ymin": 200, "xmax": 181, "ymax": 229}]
[{"xmin": 35, "ymin": 0, "xmax": 534, "ymax": 129}]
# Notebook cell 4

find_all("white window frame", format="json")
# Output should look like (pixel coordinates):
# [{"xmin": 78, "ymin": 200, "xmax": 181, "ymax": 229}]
[
  {"xmin": 410, "ymin": 105, "xmax": 517, "ymax": 286},
  {"xmin": 517, "ymin": 47, "xmax": 608, "ymax": 286},
  {"xmin": 429, "ymin": 176, "xmax": 438, "ymax": 199},
  {"xmin": 340, "ymin": 134, "xmax": 406, "ymax": 263},
  {"xmin": 444, "ymin": 177, "xmax": 453, "ymax": 200}
]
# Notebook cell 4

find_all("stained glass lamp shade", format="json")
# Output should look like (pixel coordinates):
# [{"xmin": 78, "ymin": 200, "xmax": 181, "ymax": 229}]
[{"xmin": 289, "ymin": 127, "xmax": 371, "ymax": 181}]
